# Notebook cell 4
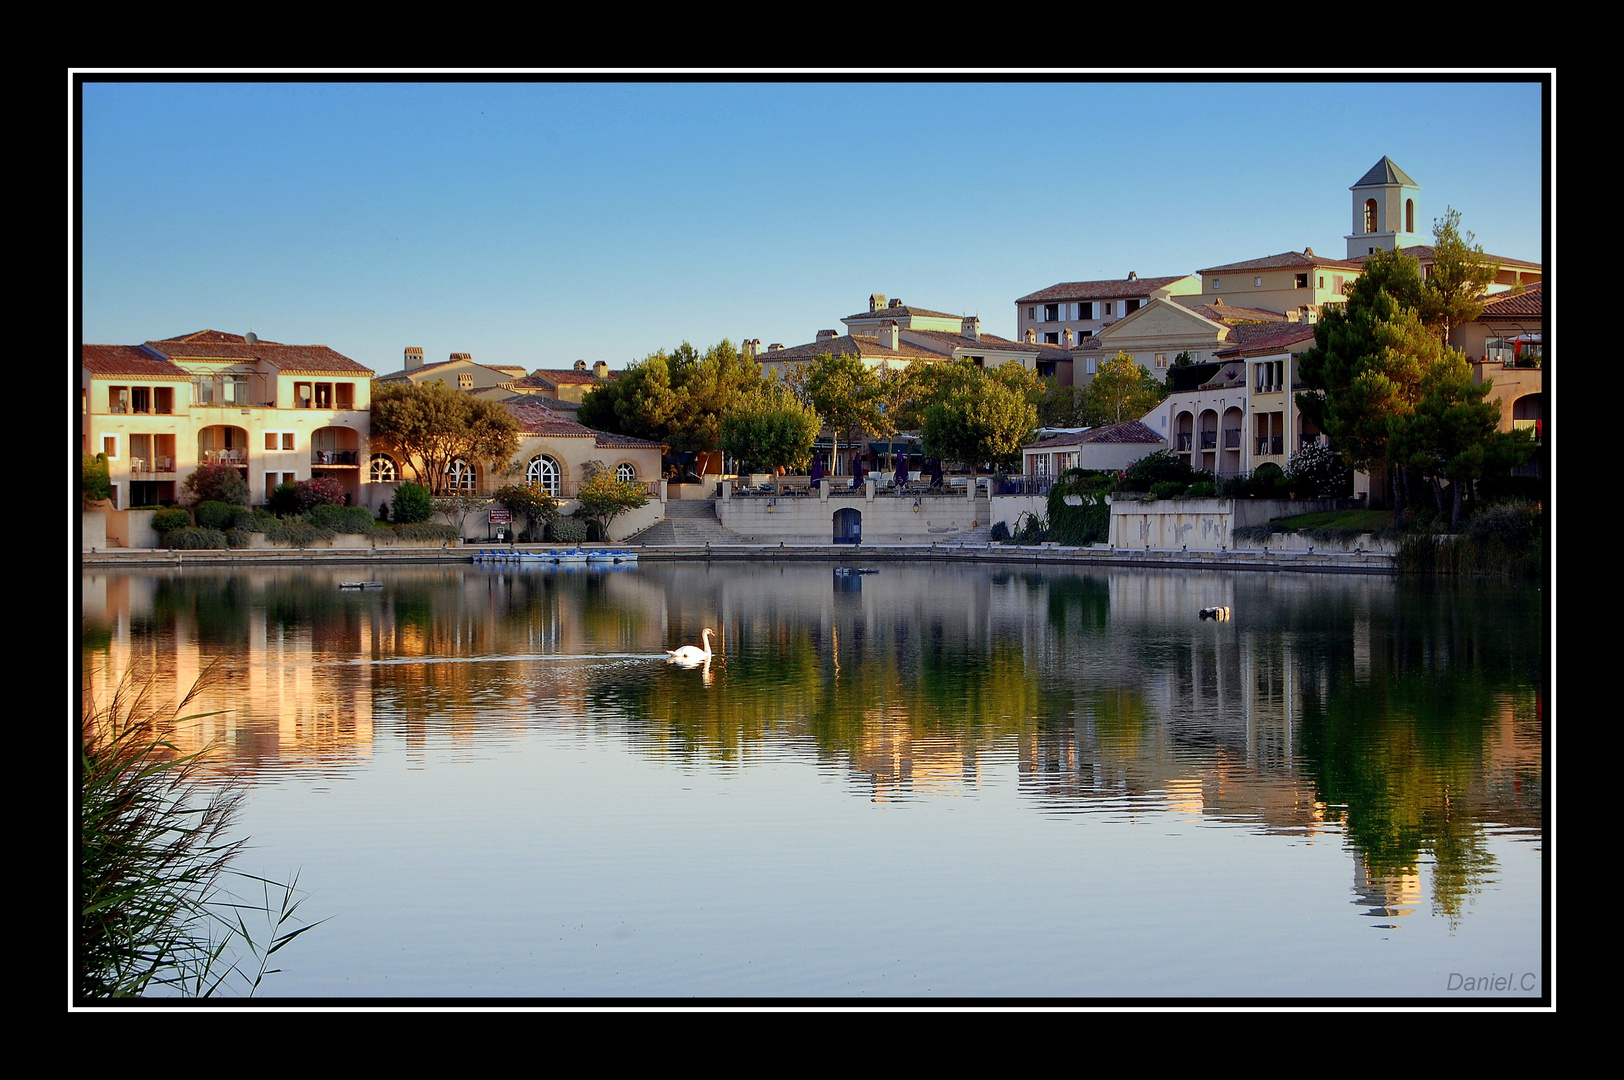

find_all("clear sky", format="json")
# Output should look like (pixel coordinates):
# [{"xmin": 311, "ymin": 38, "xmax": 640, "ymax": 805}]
[{"xmin": 76, "ymin": 77, "xmax": 1549, "ymax": 375}]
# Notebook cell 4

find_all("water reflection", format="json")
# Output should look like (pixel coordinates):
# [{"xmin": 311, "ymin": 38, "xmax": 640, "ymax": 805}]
[{"xmin": 82, "ymin": 562, "xmax": 1542, "ymax": 943}]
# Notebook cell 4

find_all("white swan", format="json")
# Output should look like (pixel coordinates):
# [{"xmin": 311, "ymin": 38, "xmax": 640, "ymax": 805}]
[{"xmin": 666, "ymin": 628, "xmax": 715, "ymax": 665}]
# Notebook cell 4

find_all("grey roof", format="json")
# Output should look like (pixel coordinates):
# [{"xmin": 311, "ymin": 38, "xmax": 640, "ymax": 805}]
[{"xmin": 1352, "ymin": 156, "xmax": 1418, "ymax": 188}]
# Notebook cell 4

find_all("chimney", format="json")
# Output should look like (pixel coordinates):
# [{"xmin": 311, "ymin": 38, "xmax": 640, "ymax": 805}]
[
  {"xmin": 816, "ymin": 329, "xmax": 838, "ymax": 341},
  {"xmin": 450, "ymin": 352, "xmax": 471, "ymax": 362},
  {"xmin": 869, "ymin": 293, "xmax": 887, "ymax": 312},
  {"xmin": 574, "ymin": 359, "xmax": 588, "ymax": 371},
  {"xmin": 879, "ymin": 319, "xmax": 899, "ymax": 350},
  {"xmin": 1024, "ymin": 328, "xmax": 1037, "ymax": 344},
  {"xmin": 593, "ymin": 360, "xmax": 609, "ymax": 378},
  {"xmin": 1127, "ymin": 271, "xmax": 1138, "ymax": 281},
  {"xmin": 767, "ymin": 343, "xmax": 784, "ymax": 352},
  {"xmin": 962, "ymin": 315, "xmax": 981, "ymax": 341},
  {"xmin": 1062, "ymin": 328, "xmax": 1075, "ymax": 347},
  {"xmin": 888, "ymin": 298, "xmax": 903, "ymax": 309},
  {"xmin": 742, "ymin": 339, "xmax": 757, "ymax": 359},
  {"xmin": 405, "ymin": 346, "xmax": 424, "ymax": 371},
  {"xmin": 1304, "ymin": 246, "xmax": 1314, "ymax": 257}
]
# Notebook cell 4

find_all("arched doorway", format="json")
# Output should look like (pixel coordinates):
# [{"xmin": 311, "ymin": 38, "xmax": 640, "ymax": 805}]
[{"xmin": 833, "ymin": 507, "xmax": 862, "ymax": 544}]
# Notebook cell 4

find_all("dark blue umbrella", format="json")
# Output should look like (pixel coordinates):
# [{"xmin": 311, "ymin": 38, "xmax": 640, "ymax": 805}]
[
  {"xmin": 851, "ymin": 454, "xmax": 865, "ymax": 488},
  {"xmin": 809, "ymin": 452, "xmax": 823, "ymax": 490},
  {"xmin": 894, "ymin": 450, "xmax": 909, "ymax": 487}
]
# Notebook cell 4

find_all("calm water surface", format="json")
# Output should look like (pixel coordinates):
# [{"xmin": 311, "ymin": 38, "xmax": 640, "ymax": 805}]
[{"xmin": 80, "ymin": 561, "xmax": 1545, "ymax": 999}]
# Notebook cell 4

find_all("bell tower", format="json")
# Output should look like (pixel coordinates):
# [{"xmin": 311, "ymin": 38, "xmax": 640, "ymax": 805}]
[{"xmin": 1346, "ymin": 156, "xmax": 1423, "ymax": 259}]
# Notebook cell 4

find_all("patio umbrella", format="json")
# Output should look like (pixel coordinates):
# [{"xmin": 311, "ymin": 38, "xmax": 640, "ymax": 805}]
[
  {"xmin": 894, "ymin": 451, "xmax": 909, "ymax": 487},
  {"xmin": 930, "ymin": 457, "xmax": 943, "ymax": 488},
  {"xmin": 809, "ymin": 452, "xmax": 823, "ymax": 490},
  {"xmin": 851, "ymin": 455, "xmax": 865, "ymax": 489}
]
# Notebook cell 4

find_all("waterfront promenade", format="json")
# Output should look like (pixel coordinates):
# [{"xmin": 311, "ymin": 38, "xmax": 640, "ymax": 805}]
[{"xmin": 79, "ymin": 541, "xmax": 1397, "ymax": 574}]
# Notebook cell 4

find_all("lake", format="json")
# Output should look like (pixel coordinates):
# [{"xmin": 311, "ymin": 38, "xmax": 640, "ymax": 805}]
[{"xmin": 79, "ymin": 559, "xmax": 1546, "ymax": 1001}]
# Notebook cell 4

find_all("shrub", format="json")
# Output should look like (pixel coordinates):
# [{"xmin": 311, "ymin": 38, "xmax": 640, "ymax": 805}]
[
  {"xmin": 1186, "ymin": 481, "xmax": 1217, "ymax": 498},
  {"xmin": 266, "ymin": 483, "xmax": 301, "ymax": 517},
  {"xmin": 195, "ymin": 501, "xmax": 253, "ymax": 532},
  {"xmin": 1118, "ymin": 450, "xmax": 1197, "ymax": 493},
  {"xmin": 393, "ymin": 522, "xmax": 459, "ymax": 543},
  {"xmin": 292, "ymin": 477, "xmax": 345, "ymax": 513},
  {"xmin": 83, "ymin": 453, "xmax": 112, "ymax": 504},
  {"xmin": 1284, "ymin": 443, "xmax": 1353, "ymax": 498},
  {"xmin": 250, "ymin": 508, "xmax": 279, "ymax": 533},
  {"xmin": 990, "ymin": 520, "xmax": 1010, "ymax": 543},
  {"xmin": 224, "ymin": 529, "xmax": 253, "ymax": 549},
  {"xmin": 1045, "ymin": 469, "xmax": 1113, "ymax": 546},
  {"xmin": 166, "ymin": 527, "xmax": 228, "ymax": 550},
  {"xmin": 391, "ymin": 482, "xmax": 433, "ymax": 524},
  {"xmin": 548, "ymin": 516, "xmax": 589, "ymax": 544},
  {"xmin": 1250, "ymin": 462, "xmax": 1287, "ymax": 497},
  {"xmin": 150, "ymin": 507, "xmax": 192, "ymax": 535},
  {"xmin": 304, "ymin": 504, "xmax": 373, "ymax": 533},
  {"xmin": 183, "ymin": 464, "xmax": 250, "ymax": 507},
  {"xmin": 1148, "ymin": 480, "xmax": 1186, "ymax": 501},
  {"xmin": 261, "ymin": 519, "xmax": 333, "ymax": 548}
]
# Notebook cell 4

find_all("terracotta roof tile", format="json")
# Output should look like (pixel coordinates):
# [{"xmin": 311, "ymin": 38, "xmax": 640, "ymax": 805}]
[
  {"xmin": 1200, "ymin": 250, "xmax": 1366, "ymax": 274},
  {"xmin": 145, "ymin": 337, "xmax": 372, "ymax": 375},
  {"xmin": 1478, "ymin": 282, "xmax": 1543, "ymax": 318},
  {"xmin": 757, "ymin": 334, "xmax": 939, "ymax": 363},
  {"xmin": 841, "ymin": 304, "xmax": 959, "ymax": 321},
  {"xmin": 1016, "ymin": 275, "xmax": 1192, "ymax": 304},
  {"xmin": 81, "ymin": 344, "xmax": 191, "ymax": 378},
  {"xmin": 1215, "ymin": 323, "xmax": 1319, "ymax": 355}
]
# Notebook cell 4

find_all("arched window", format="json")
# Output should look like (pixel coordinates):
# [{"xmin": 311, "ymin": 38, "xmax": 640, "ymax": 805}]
[
  {"xmin": 527, "ymin": 454, "xmax": 561, "ymax": 496},
  {"xmin": 1364, "ymin": 198, "xmax": 1379, "ymax": 234},
  {"xmin": 446, "ymin": 459, "xmax": 477, "ymax": 493},
  {"xmin": 615, "ymin": 462, "xmax": 636, "ymax": 483},
  {"xmin": 369, "ymin": 453, "xmax": 397, "ymax": 483},
  {"xmin": 1405, "ymin": 199, "xmax": 1414, "ymax": 234}
]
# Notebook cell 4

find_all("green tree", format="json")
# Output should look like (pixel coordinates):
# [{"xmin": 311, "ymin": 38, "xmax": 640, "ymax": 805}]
[
  {"xmin": 369, "ymin": 380, "xmax": 520, "ymax": 494},
  {"xmin": 495, "ymin": 483, "xmax": 559, "ymax": 540},
  {"xmin": 572, "ymin": 461, "xmax": 650, "ymax": 538},
  {"xmin": 1419, "ymin": 208, "xmax": 1500, "ymax": 343},
  {"xmin": 83, "ymin": 453, "xmax": 112, "ymax": 505},
  {"xmin": 719, "ymin": 382, "xmax": 821, "ymax": 473},
  {"xmin": 390, "ymin": 480, "xmax": 434, "ymax": 524},
  {"xmin": 1083, "ymin": 352, "xmax": 1165, "ymax": 425},
  {"xmin": 919, "ymin": 363, "xmax": 1037, "ymax": 473},
  {"xmin": 800, "ymin": 353, "xmax": 892, "ymax": 474},
  {"xmin": 578, "ymin": 339, "xmax": 763, "ymax": 454}
]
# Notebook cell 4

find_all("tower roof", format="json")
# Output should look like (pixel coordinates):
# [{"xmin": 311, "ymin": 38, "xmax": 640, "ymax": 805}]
[{"xmin": 1351, "ymin": 156, "xmax": 1418, "ymax": 188}]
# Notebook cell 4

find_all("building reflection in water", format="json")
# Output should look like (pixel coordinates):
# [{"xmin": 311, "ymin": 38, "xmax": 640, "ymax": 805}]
[{"xmin": 81, "ymin": 562, "xmax": 1541, "ymax": 928}]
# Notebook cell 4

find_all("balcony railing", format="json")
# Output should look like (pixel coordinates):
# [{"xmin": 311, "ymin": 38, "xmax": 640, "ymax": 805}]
[
  {"xmin": 1200, "ymin": 431, "xmax": 1217, "ymax": 450},
  {"xmin": 1176, "ymin": 433, "xmax": 1193, "ymax": 452},
  {"xmin": 128, "ymin": 456, "xmax": 177, "ymax": 475},
  {"xmin": 312, "ymin": 450, "xmax": 360, "ymax": 466},
  {"xmin": 1223, "ymin": 428, "xmax": 1241, "ymax": 449},
  {"xmin": 1255, "ymin": 436, "xmax": 1285, "ymax": 456}
]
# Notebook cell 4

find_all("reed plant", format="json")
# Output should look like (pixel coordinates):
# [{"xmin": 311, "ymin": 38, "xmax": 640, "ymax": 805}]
[{"xmin": 79, "ymin": 663, "xmax": 318, "ymax": 998}]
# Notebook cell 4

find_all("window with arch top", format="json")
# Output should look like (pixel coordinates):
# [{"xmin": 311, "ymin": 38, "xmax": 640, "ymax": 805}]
[
  {"xmin": 615, "ymin": 462, "xmax": 636, "ymax": 483},
  {"xmin": 1364, "ymin": 198, "xmax": 1379, "ymax": 234},
  {"xmin": 369, "ymin": 453, "xmax": 397, "ymax": 483},
  {"xmin": 446, "ymin": 458, "xmax": 477, "ymax": 493},
  {"xmin": 527, "ymin": 454, "xmax": 561, "ymax": 496}
]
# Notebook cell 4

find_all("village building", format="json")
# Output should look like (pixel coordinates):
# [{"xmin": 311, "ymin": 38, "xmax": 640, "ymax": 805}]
[{"xmin": 82, "ymin": 330, "xmax": 375, "ymax": 509}]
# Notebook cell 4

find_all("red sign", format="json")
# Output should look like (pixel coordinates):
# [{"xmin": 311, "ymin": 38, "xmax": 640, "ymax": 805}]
[{"xmin": 488, "ymin": 509, "xmax": 511, "ymax": 524}]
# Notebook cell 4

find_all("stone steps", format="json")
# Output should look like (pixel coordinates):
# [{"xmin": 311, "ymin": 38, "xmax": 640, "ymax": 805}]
[{"xmin": 627, "ymin": 500, "xmax": 747, "ymax": 546}]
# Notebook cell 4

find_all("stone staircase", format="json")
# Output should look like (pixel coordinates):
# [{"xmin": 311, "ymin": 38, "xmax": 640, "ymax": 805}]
[{"xmin": 628, "ymin": 499, "xmax": 747, "ymax": 546}]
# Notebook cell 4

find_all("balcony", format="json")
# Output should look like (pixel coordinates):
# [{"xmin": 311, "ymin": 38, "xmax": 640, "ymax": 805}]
[
  {"xmin": 1200, "ymin": 431, "xmax": 1217, "ymax": 450},
  {"xmin": 201, "ymin": 448, "xmax": 248, "ymax": 465},
  {"xmin": 129, "ymin": 456, "xmax": 177, "ymax": 476},
  {"xmin": 312, "ymin": 450, "xmax": 361, "ymax": 466},
  {"xmin": 1514, "ymin": 419, "xmax": 1543, "ymax": 443},
  {"xmin": 1223, "ymin": 428, "xmax": 1241, "ymax": 450},
  {"xmin": 1255, "ymin": 436, "xmax": 1284, "ymax": 456},
  {"xmin": 1176, "ymin": 433, "xmax": 1193, "ymax": 452}
]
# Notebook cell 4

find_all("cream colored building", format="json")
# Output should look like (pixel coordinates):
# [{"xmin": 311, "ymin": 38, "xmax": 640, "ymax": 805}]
[
  {"xmin": 1015, "ymin": 272, "xmax": 1201, "ymax": 350},
  {"xmin": 82, "ymin": 330, "xmax": 375, "ymax": 509},
  {"xmin": 1181, "ymin": 248, "xmax": 1364, "ymax": 324}
]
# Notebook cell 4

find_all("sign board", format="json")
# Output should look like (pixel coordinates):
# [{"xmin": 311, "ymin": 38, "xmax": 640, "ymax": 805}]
[{"xmin": 488, "ymin": 508, "xmax": 512, "ymax": 524}]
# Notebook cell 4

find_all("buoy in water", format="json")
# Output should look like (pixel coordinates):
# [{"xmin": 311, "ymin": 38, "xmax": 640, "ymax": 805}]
[{"xmin": 1198, "ymin": 606, "xmax": 1231, "ymax": 620}]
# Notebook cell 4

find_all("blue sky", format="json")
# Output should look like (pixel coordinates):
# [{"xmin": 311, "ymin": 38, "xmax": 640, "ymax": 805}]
[{"xmin": 77, "ymin": 78, "xmax": 1549, "ymax": 375}]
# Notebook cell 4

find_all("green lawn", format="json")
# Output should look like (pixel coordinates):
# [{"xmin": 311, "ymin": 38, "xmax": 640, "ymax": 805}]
[{"xmin": 1269, "ymin": 509, "xmax": 1394, "ymax": 532}]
